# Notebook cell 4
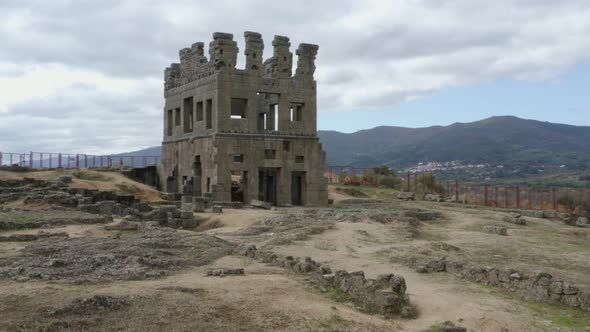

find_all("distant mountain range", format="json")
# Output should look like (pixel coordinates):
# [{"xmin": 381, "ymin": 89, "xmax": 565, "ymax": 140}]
[
  {"xmin": 113, "ymin": 146, "xmax": 162, "ymax": 157},
  {"xmin": 127, "ymin": 116, "xmax": 590, "ymax": 170},
  {"xmin": 319, "ymin": 116, "xmax": 590, "ymax": 169}
]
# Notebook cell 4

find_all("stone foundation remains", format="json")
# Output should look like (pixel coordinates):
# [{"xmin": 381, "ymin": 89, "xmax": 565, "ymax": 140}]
[
  {"xmin": 408, "ymin": 257, "xmax": 590, "ymax": 312},
  {"xmin": 234, "ymin": 244, "xmax": 412, "ymax": 317}
]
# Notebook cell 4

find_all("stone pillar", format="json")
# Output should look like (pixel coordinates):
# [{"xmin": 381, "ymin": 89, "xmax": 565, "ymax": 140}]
[
  {"xmin": 295, "ymin": 43, "xmax": 319, "ymax": 79},
  {"xmin": 264, "ymin": 35, "xmax": 292, "ymax": 78},
  {"xmin": 192, "ymin": 197, "xmax": 205, "ymax": 212},
  {"xmin": 244, "ymin": 31, "xmax": 264, "ymax": 74},
  {"xmin": 164, "ymin": 63, "xmax": 180, "ymax": 90},
  {"xmin": 192, "ymin": 157, "xmax": 202, "ymax": 197},
  {"xmin": 209, "ymin": 32, "xmax": 238, "ymax": 71},
  {"xmin": 191, "ymin": 42, "xmax": 207, "ymax": 62}
]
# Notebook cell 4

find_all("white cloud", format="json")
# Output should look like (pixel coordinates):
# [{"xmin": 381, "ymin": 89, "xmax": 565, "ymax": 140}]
[{"xmin": 0, "ymin": 0, "xmax": 589, "ymax": 152}]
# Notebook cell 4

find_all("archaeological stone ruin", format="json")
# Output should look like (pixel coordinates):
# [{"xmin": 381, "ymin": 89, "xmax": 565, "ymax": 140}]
[{"xmin": 160, "ymin": 31, "xmax": 328, "ymax": 207}]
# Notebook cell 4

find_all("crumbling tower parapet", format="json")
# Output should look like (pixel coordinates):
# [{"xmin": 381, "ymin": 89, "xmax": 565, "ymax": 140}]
[
  {"xmin": 264, "ymin": 35, "xmax": 293, "ymax": 78},
  {"xmin": 209, "ymin": 32, "xmax": 239, "ymax": 71},
  {"xmin": 295, "ymin": 43, "xmax": 319, "ymax": 79},
  {"xmin": 244, "ymin": 31, "xmax": 264, "ymax": 74}
]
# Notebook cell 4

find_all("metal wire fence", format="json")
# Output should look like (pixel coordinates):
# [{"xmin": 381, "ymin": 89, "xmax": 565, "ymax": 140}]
[
  {"xmin": 326, "ymin": 167, "xmax": 589, "ymax": 213},
  {"xmin": 0, "ymin": 151, "xmax": 160, "ymax": 169}
]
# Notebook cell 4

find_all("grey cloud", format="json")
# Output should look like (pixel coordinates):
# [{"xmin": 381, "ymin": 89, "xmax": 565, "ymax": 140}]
[
  {"xmin": 0, "ymin": 83, "xmax": 162, "ymax": 153},
  {"xmin": 1, "ymin": 0, "xmax": 590, "ymax": 153}
]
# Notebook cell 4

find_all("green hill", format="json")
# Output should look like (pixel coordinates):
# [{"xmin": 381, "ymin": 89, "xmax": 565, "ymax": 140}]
[{"xmin": 318, "ymin": 116, "xmax": 590, "ymax": 169}]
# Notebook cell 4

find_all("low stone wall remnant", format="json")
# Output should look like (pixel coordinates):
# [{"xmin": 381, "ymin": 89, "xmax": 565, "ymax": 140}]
[
  {"xmin": 234, "ymin": 244, "xmax": 412, "ymax": 317},
  {"xmin": 408, "ymin": 257, "xmax": 590, "ymax": 312}
]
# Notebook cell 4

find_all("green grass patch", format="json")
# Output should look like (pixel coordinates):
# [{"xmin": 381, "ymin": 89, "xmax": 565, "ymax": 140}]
[
  {"xmin": 473, "ymin": 283, "xmax": 590, "ymax": 331},
  {"xmin": 326, "ymin": 288, "xmax": 352, "ymax": 303},
  {"xmin": 425, "ymin": 325, "xmax": 445, "ymax": 332},
  {"xmin": 308, "ymin": 314, "xmax": 351, "ymax": 332},
  {"xmin": 72, "ymin": 171, "xmax": 108, "ymax": 181},
  {"xmin": 0, "ymin": 227, "xmax": 37, "ymax": 233},
  {"xmin": 527, "ymin": 301, "xmax": 590, "ymax": 331}
]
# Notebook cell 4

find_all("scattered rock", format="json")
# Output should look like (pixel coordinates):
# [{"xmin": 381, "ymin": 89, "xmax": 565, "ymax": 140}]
[
  {"xmin": 57, "ymin": 176, "xmax": 73, "ymax": 184},
  {"xmin": 426, "ymin": 321, "xmax": 467, "ymax": 332},
  {"xmin": 0, "ymin": 234, "xmax": 38, "ymax": 242},
  {"xmin": 104, "ymin": 221, "xmax": 139, "ymax": 231},
  {"xmin": 206, "ymin": 268, "xmax": 244, "ymax": 277},
  {"xmin": 415, "ymin": 265, "xmax": 428, "ymax": 273},
  {"xmin": 430, "ymin": 242, "xmax": 461, "ymax": 252},
  {"xmin": 212, "ymin": 205, "xmax": 223, "ymax": 213},
  {"xmin": 398, "ymin": 192, "xmax": 415, "ymax": 201},
  {"xmin": 576, "ymin": 217, "xmax": 589, "ymax": 227},
  {"xmin": 483, "ymin": 225, "xmax": 508, "ymax": 236},
  {"xmin": 250, "ymin": 199, "xmax": 272, "ymax": 210},
  {"xmin": 79, "ymin": 201, "xmax": 124, "ymax": 216},
  {"xmin": 503, "ymin": 215, "xmax": 527, "ymax": 225},
  {"xmin": 542, "ymin": 210, "xmax": 561, "ymax": 219},
  {"xmin": 51, "ymin": 295, "xmax": 128, "ymax": 316},
  {"xmin": 425, "ymin": 194, "xmax": 443, "ymax": 202}
]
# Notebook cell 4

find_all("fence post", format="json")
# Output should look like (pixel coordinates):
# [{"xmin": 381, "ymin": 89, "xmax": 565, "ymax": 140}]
[
  {"xmin": 552, "ymin": 188, "xmax": 557, "ymax": 210},
  {"xmin": 504, "ymin": 187, "xmax": 508, "ymax": 208},
  {"xmin": 407, "ymin": 171, "xmax": 410, "ymax": 192},
  {"xmin": 29, "ymin": 152, "xmax": 33, "ymax": 168},
  {"xmin": 10, "ymin": 153, "xmax": 13, "ymax": 166},
  {"xmin": 75, "ymin": 154, "xmax": 79, "ymax": 168},
  {"xmin": 58, "ymin": 153, "xmax": 62, "ymax": 168},
  {"xmin": 484, "ymin": 184, "xmax": 488, "ymax": 206},
  {"xmin": 414, "ymin": 174, "xmax": 418, "ymax": 193},
  {"xmin": 455, "ymin": 179, "xmax": 459, "ymax": 202},
  {"xmin": 0, "ymin": 152, "xmax": 3, "ymax": 166},
  {"xmin": 516, "ymin": 185, "xmax": 520, "ymax": 209},
  {"xmin": 84, "ymin": 154, "xmax": 88, "ymax": 168},
  {"xmin": 40, "ymin": 153, "xmax": 43, "ymax": 168},
  {"xmin": 430, "ymin": 175, "xmax": 434, "ymax": 194}
]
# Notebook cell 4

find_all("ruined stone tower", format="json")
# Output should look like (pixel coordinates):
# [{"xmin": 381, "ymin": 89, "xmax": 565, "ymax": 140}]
[{"xmin": 160, "ymin": 32, "xmax": 328, "ymax": 206}]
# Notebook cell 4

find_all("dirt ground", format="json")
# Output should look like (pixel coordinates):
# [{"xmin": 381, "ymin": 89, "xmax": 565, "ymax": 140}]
[{"xmin": 1, "ymin": 177, "xmax": 589, "ymax": 331}]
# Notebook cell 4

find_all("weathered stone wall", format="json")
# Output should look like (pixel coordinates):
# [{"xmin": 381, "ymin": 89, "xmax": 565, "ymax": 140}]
[
  {"xmin": 160, "ymin": 32, "xmax": 328, "ymax": 207},
  {"xmin": 409, "ymin": 257, "xmax": 590, "ymax": 312},
  {"xmin": 234, "ymin": 244, "xmax": 412, "ymax": 317}
]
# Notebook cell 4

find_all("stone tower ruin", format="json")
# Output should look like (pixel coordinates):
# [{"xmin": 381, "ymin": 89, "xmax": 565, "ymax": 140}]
[{"xmin": 160, "ymin": 31, "xmax": 328, "ymax": 207}]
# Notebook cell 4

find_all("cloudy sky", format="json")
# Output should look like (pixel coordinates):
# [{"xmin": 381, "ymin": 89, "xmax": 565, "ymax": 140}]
[{"xmin": 1, "ymin": 0, "xmax": 589, "ymax": 155}]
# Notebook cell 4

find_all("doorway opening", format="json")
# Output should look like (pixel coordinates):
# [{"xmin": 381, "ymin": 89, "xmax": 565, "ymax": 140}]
[
  {"xmin": 231, "ymin": 170, "xmax": 248, "ymax": 202},
  {"xmin": 291, "ymin": 172, "xmax": 305, "ymax": 206},
  {"xmin": 258, "ymin": 168, "xmax": 278, "ymax": 205}
]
